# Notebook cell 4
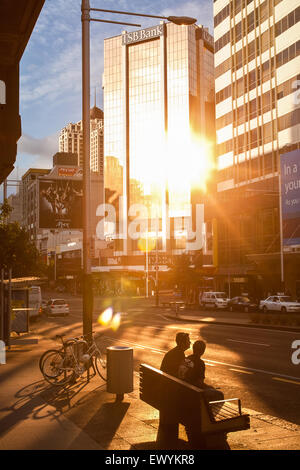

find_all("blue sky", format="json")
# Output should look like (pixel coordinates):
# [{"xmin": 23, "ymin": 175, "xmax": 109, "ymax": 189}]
[{"xmin": 9, "ymin": 0, "xmax": 213, "ymax": 191}]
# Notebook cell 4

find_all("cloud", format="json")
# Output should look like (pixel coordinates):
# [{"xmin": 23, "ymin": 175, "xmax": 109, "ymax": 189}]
[
  {"xmin": 161, "ymin": 0, "xmax": 213, "ymax": 33},
  {"xmin": 18, "ymin": 133, "xmax": 59, "ymax": 165},
  {"xmin": 20, "ymin": 0, "xmax": 104, "ymax": 111}
]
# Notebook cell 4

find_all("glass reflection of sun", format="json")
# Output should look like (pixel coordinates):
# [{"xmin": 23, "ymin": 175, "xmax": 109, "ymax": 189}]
[
  {"xmin": 131, "ymin": 125, "xmax": 213, "ymax": 197},
  {"xmin": 167, "ymin": 132, "xmax": 214, "ymax": 194}
]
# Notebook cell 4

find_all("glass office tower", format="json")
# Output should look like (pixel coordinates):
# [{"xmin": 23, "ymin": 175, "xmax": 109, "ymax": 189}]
[{"xmin": 103, "ymin": 22, "xmax": 215, "ymax": 262}]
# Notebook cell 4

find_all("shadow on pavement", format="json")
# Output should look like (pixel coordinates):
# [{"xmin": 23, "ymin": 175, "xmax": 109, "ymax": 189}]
[
  {"xmin": 131, "ymin": 438, "xmax": 190, "ymax": 451},
  {"xmin": 0, "ymin": 380, "xmax": 60, "ymax": 438},
  {"xmin": 66, "ymin": 397, "xmax": 130, "ymax": 449}
]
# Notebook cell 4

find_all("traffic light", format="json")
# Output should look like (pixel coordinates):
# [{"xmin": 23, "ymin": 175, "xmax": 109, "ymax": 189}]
[{"xmin": 0, "ymin": 63, "xmax": 21, "ymax": 182}]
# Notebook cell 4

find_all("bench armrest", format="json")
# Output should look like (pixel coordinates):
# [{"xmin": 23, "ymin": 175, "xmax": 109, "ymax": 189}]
[{"xmin": 208, "ymin": 398, "xmax": 242, "ymax": 421}]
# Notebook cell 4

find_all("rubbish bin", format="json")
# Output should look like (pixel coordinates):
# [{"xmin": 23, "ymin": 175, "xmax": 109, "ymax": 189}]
[{"xmin": 107, "ymin": 346, "xmax": 133, "ymax": 401}]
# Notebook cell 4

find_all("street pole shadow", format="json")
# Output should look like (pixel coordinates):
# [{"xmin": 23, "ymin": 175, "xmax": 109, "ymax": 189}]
[
  {"xmin": 40, "ymin": 376, "xmax": 105, "ymax": 413},
  {"xmin": 70, "ymin": 400, "xmax": 130, "ymax": 448}
]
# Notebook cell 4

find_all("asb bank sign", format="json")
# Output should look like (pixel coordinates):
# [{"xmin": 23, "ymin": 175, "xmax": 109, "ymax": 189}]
[
  {"xmin": 122, "ymin": 25, "xmax": 164, "ymax": 45},
  {"xmin": 280, "ymin": 149, "xmax": 300, "ymax": 246}
]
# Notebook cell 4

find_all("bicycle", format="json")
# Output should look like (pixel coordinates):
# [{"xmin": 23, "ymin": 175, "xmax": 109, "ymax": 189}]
[{"xmin": 40, "ymin": 332, "xmax": 107, "ymax": 386}]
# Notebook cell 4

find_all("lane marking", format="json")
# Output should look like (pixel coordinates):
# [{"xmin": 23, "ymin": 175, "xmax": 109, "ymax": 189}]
[
  {"xmin": 167, "ymin": 326, "xmax": 196, "ymax": 332},
  {"xmin": 227, "ymin": 339, "xmax": 270, "ymax": 347},
  {"xmin": 204, "ymin": 358, "xmax": 300, "ymax": 382},
  {"xmin": 160, "ymin": 316, "xmax": 299, "ymax": 335},
  {"xmin": 229, "ymin": 368, "xmax": 253, "ymax": 375},
  {"xmin": 272, "ymin": 377, "xmax": 300, "ymax": 386},
  {"xmin": 103, "ymin": 335, "xmax": 300, "ymax": 383}
]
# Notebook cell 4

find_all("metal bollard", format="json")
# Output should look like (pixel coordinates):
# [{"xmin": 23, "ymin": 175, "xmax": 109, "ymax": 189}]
[{"xmin": 106, "ymin": 346, "xmax": 133, "ymax": 401}]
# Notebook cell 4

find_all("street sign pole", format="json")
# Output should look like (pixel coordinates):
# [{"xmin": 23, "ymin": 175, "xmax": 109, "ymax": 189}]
[{"xmin": 82, "ymin": 0, "xmax": 93, "ymax": 339}]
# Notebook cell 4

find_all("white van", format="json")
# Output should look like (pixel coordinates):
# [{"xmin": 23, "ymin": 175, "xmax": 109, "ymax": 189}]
[
  {"xmin": 200, "ymin": 292, "xmax": 229, "ymax": 309},
  {"xmin": 28, "ymin": 286, "xmax": 42, "ymax": 318}
]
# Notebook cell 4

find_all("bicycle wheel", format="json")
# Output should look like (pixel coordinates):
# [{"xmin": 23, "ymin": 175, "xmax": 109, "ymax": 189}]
[
  {"xmin": 94, "ymin": 350, "xmax": 107, "ymax": 381},
  {"xmin": 41, "ymin": 350, "xmax": 75, "ymax": 386},
  {"xmin": 39, "ymin": 348, "xmax": 62, "ymax": 374}
]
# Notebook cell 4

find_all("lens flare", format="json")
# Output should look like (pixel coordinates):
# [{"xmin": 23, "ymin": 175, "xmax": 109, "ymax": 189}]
[
  {"xmin": 97, "ymin": 307, "xmax": 113, "ymax": 326},
  {"xmin": 138, "ymin": 237, "xmax": 156, "ymax": 253},
  {"xmin": 111, "ymin": 313, "xmax": 121, "ymax": 331}
]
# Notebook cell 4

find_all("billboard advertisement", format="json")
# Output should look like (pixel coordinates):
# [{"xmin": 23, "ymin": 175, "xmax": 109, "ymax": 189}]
[
  {"xmin": 280, "ymin": 149, "xmax": 300, "ymax": 246},
  {"xmin": 39, "ymin": 179, "xmax": 83, "ymax": 229}
]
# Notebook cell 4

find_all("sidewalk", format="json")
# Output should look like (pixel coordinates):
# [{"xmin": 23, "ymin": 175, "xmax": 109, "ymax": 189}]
[{"xmin": 1, "ymin": 325, "xmax": 300, "ymax": 450}]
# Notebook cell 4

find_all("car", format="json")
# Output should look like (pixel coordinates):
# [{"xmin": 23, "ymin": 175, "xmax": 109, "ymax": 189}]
[
  {"xmin": 200, "ymin": 292, "xmax": 229, "ymax": 309},
  {"xmin": 259, "ymin": 295, "xmax": 300, "ymax": 313},
  {"xmin": 46, "ymin": 299, "xmax": 70, "ymax": 316},
  {"xmin": 41, "ymin": 300, "xmax": 48, "ymax": 314},
  {"xmin": 227, "ymin": 296, "xmax": 258, "ymax": 313}
]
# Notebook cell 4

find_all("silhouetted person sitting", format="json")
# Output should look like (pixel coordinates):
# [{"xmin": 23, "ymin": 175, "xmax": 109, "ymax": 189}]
[
  {"xmin": 179, "ymin": 340, "xmax": 224, "ymax": 402},
  {"xmin": 160, "ymin": 332, "xmax": 191, "ymax": 377},
  {"xmin": 179, "ymin": 340, "xmax": 228, "ymax": 449},
  {"xmin": 157, "ymin": 332, "xmax": 191, "ymax": 447}
]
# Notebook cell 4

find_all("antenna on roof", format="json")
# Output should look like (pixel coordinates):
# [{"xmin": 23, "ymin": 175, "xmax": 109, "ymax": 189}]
[{"xmin": 94, "ymin": 87, "xmax": 97, "ymax": 107}]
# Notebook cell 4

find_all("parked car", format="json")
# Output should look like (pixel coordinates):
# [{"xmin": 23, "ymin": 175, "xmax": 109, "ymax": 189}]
[
  {"xmin": 200, "ymin": 292, "xmax": 229, "ymax": 309},
  {"xmin": 227, "ymin": 296, "xmax": 258, "ymax": 313},
  {"xmin": 259, "ymin": 295, "xmax": 300, "ymax": 313},
  {"xmin": 41, "ymin": 300, "xmax": 48, "ymax": 314},
  {"xmin": 46, "ymin": 299, "xmax": 69, "ymax": 317}
]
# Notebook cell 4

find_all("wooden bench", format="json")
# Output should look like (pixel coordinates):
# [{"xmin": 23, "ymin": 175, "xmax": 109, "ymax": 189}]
[{"xmin": 140, "ymin": 363, "xmax": 250, "ymax": 449}]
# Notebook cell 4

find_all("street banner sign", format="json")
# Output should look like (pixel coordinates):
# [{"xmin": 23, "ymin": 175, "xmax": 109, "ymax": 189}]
[{"xmin": 280, "ymin": 149, "xmax": 300, "ymax": 246}]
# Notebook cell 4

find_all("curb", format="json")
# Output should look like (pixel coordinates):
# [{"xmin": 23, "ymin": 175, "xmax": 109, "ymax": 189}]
[{"xmin": 165, "ymin": 313, "xmax": 300, "ymax": 333}]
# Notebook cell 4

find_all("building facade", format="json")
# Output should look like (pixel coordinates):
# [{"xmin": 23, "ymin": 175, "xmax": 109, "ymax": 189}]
[
  {"xmin": 59, "ymin": 106, "xmax": 104, "ymax": 175},
  {"xmin": 102, "ymin": 22, "xmax": 215, "ymax": 276},
  {"xmin": 22, "ymin": 168, "xmax": 50, "ymax": 243},
  {"xmin": 213, "ymin": 0, "xmax": 300, "ymax": 297}
]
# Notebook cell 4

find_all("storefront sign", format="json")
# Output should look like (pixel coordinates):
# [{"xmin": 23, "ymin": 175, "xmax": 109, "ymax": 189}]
[
  {"xmin": 122, "ymin": 25, "xmax": 164, "ymax": 45},
  {"xmin": 58, "ymin": 168, "xmax": 77, "ymax": 177},
  {"xmin": 233, "ymin": 277, "xmax": 246, "ymax": 283}
]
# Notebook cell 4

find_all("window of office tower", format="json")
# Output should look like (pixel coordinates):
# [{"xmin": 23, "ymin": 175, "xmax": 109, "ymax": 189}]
[
  {"xmin": 128, "ymin": 38, "xmax": 163, "ymax": 219},
  {"xmin": 166, "ymin": 23, "xmax": 191, "ymax": 216},
  {"xmin": 104, "ymin": 35, "xmax": 123, "ymax": 196}
]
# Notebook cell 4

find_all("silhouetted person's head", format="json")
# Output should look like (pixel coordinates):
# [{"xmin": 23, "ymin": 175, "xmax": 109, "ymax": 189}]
[
  {"xmin": 175, "ymin": 332, "xmax": 191, "ymax": 351},
  {"xmin": 193, "ymin": 340, "xmax": 206, "ymax": 357}
]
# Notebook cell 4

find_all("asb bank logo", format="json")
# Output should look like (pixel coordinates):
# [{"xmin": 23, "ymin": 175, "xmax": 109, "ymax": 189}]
[{"xmin": 122, "ymin": 25, "xmax": 164, "ymax": 45}]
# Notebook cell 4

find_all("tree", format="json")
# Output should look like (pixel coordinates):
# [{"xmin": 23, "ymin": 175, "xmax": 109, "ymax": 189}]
[
  {"xmin": 168, "ymin": 251, "xmax": 203, "ymax": 302},
  {"xmin": 0, "ymin": 200, "xmax": 45, "ymax": 278}
]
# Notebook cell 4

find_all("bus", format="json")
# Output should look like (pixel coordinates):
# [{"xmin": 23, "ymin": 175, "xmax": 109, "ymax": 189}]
[{"xmin": 28, "ymin": 286, "xmax": 42, "ymax": 318}]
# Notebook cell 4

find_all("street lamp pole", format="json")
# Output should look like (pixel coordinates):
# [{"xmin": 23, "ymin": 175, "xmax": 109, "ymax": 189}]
[
  {"xmin": 81, "ymin": 0, "xmax": 93, "ymax": 338},
  {"xmin": 81, "ymin": 2, "xmax": 197, "ymax": 337}
]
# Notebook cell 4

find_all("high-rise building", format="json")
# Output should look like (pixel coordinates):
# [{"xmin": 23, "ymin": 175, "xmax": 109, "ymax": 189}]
[
  {"xmin": 102, "ymin": 22, "xmax": 215, "ymax": 271},
  {"xmin": 212, "ymin": 0, "xmax": 300, "ymax": 296},
  {"xmin": 22, "ymin": 168, "xmax": 51, "ymax": 242},
  {"xmin": 59, "ymin": 106, "xmax": 104, "ymax": 175}
]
